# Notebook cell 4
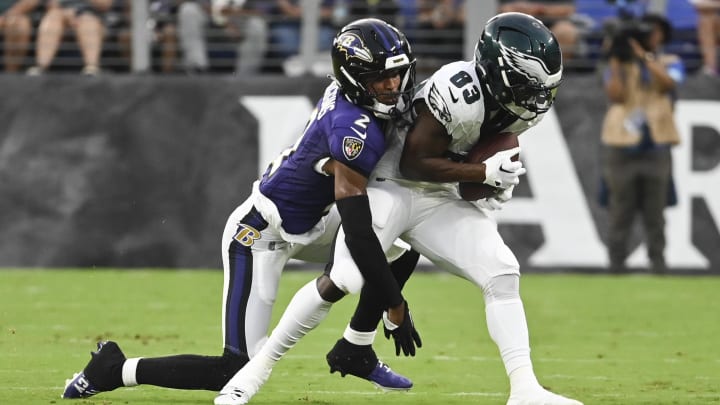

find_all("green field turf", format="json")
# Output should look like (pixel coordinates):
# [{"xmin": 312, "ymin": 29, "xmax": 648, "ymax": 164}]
[{"xmin": 1, "ymin": 269, "xmax": 719, "ymax": 405}]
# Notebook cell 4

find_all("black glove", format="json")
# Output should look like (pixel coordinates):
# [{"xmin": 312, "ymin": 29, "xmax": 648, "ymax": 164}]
[{"xmin": 382, "ymin": 301, "xmax": 422, "ymax": 356}]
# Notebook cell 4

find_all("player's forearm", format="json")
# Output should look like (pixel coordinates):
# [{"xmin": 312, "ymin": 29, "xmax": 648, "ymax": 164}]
[
  {"xmin": 336, "ymin": 195, "xmax": 404, "ymax": 309},
  {"xmin": 400, "ymin": 156, "xmax": 485, "ymax": 183}
]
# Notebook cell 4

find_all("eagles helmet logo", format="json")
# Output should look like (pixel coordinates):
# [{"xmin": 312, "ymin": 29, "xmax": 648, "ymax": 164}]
[
  {"xmin": 342, "ymin": 137, "xmax": 364, "ymax": 160},
  {"xmin": 335, "ymin": 33, "xmax": 373, "ymax": 62},
  {"xmin": 499, "ymin": 45, "xmax": 562, "ymax": 87}
]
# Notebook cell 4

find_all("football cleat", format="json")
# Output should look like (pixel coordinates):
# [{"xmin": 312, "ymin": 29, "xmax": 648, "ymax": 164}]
[
  {"xmin": 366, "ymin": 361, "xmax": 413, "ymax": 391},
  {"xmin": 214, "ymin": 360, "xmax": 272, "ymax": 405},
  {"xmin": 61, "ymin": 341, "xmax": 126, "ymax": 399},
  {"xmin": 62, "ymin": 372, "xmax": 100, "ymax": 399},
  {"xmin": 214, "ymin": 387, "xmax": 253, "ymax": 405},
  {"xmin": 507, "ymin": 388, "xmax": 584, "ymax": 405},
  {"xmin": 327, "ymin": 338, "xmax": 413, "ymax": 390}
]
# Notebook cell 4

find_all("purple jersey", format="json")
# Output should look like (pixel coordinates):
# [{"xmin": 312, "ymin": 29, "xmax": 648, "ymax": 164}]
[{"xmin": 258, "ymin": 82, "xmax": 388, "ymax": 235}]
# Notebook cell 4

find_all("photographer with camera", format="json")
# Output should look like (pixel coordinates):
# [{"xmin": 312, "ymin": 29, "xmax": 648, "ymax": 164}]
[{"xmin": 599, "ymin": 13, "xmax": 685, "ymax": 274}]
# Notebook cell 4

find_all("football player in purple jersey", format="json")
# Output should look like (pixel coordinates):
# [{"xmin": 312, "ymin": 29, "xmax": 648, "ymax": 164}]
[
  {"xmin": 216, "ymin": 12, "xmax": 583, "ymax": 405},
  {"xmin": 60, "ymin": 18, "xmax": 421, "ymax": 399}
]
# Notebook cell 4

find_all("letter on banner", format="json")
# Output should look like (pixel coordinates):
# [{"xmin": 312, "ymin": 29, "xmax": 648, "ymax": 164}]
[{"xmin": 240, "ymin": 96, "xmax": 314, "ymax": 176}]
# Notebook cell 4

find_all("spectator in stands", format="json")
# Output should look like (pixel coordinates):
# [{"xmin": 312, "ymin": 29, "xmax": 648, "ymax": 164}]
[
  {"xmin": 150, "ymin": 0, "xmax": 180, "ymax": 73},
  {"xmin": 599, "ymin": 13, "xmax": 684, "ymax": 274},
  {"xmin": 210, "ymin": 0, "xmax": 270, "ymax": 74},
  {"xmin": 116, "ymin": 0, "xmax": 180, "ymax": 73},
  {"xmin": 499, "ymin": 1, "xmax": 583, "ymax": 61},
  {"xmin": 147, "ymin": 0, "xmax": 270, "ymax": 75},
  {"xmin": 689, "ymin": 0, "xmax": 720, "ymax": 77},
  {"xmin": 414, "ymin": 0, "xmax": 464, "ymax": 71},
  {"xmin": 269, "ymin": 0, "xmax": 334, "ymax": 67},
  {"xmin": 121, "ymin": 0, "xmax": 225, "ymax": 75},
  {"xmin": 27, "ymin": 0, "xmax": 112, "ymax": 75},
  {"xmin": 175, "ymin": 0, "xmax": 210, "ymax": 73},
  {"xmin": 0, "ymin": 0, "xmax": 38, "ymax": 72},
  {"xmin": 345, "ymin": 0, "xmax": 400, "ymax": 27}
]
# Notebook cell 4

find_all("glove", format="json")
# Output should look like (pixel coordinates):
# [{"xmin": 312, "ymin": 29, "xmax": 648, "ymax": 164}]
[
  {"xmin": 474, "ymin": 197, "xmax": 503, "ymax": 211},
  {"xmin": 495, "ymin": 184, "xmax": 515, "ymax": 203},
  {"xmin": 382, "ymin": 301, "xmax": 422, "ymax": 356},
  {"xmin": 482, "ymin": 147, "xmax": 526, "ymax": 189},
  {"xmin": 472, "ymin": 184, "xmax": 515, "ymax": 211}
]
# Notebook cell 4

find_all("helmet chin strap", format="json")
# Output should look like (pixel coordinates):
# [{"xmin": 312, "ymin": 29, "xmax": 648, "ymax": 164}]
[{"xmin": 368, "ymin": 99, "xmax": 396, "ymax": 119}]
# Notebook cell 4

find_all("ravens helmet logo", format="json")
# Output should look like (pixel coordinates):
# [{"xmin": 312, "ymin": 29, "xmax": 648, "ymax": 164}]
[{"xmin": 335, "ymin": 33, "xmax": 373, "ymax": 62}]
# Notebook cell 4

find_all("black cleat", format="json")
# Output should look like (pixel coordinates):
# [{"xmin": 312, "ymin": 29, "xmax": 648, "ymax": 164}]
[
  {"xmin": 326, "ymin": 338, "xmax": 413, "ymax": 390},
  {"xmin": 61, "ymin": 341, "xmax": 126, "ymax": 399}
]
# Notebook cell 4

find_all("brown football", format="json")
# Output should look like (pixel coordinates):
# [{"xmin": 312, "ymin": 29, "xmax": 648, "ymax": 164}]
[{"xmin": 459, "ymin": 132, "xmax": 520, "ymax": 201}]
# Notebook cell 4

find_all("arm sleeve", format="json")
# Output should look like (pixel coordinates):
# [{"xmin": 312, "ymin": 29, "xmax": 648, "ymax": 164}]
[{"xmin": 336, "ymin": 195, "xmax": 404, "ymax": 308}]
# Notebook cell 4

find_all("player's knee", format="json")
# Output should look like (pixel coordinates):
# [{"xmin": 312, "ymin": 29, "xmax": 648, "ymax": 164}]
[
  {"xmin": 483, "ymin": 274, "xmax": 520, "ymax": 304},
  {"xmin": 316, "ymin": 274, "xmax": 346, "ymax": 302},
  {"xmin": 327, "ymin": 260, "xmax": 365, "ymax": 295}
]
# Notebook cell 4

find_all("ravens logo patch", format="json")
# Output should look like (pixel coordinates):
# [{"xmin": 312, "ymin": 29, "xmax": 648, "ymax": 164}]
[{"xmin": 343, "ymin": 137, "xmax": 364, "ymax": 160}]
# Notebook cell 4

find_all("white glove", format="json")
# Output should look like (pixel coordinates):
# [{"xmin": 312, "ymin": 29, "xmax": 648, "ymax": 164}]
[
  {"xmin": 482, "ymin": 147, "xmax": 526, "ymax": 189},
  {"xmin": 495, "ymin": 184, "xmax": 515, "ymax": 203},
  {"xmin": 473, "ymin": 185, "xmax": 514, "ymax": 211},
  {"xmin": 474, "ymin": 197, "xmax": 503, "ymax": 211}
]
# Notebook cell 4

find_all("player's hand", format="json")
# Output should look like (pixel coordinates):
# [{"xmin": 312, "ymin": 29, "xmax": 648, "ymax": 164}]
[
  {"xmin": 474, "ymin": 184, "xmax": 515, "ymax": 211},
  {"xmin": 383, "ymin": 301, "xmax": 422, "ymax": 356},
  {"xmin": 474, "ymin": 196, "xmax": 503, "ymax": 211},
  {"xmin": 495, "ymin": 184, "xmax": 515, "ymax": 203},
  {"xmin": 482, "ymin": 147, "xmax": 526, "ymax": 189}
]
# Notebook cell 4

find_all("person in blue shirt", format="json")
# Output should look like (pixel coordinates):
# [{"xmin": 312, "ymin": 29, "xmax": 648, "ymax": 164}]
[
  {"xmin": 599, "ymin": 13, "xmax": 685, "ymax": 274},
  {"xmin": 60, "ymin": 18, "xmax": 421, "ymax": 399}
]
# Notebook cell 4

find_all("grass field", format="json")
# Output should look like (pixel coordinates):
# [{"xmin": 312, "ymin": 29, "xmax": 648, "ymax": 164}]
[{"xmin": 1, "ymin": 269, "xmax": 719, "ymax": 405}]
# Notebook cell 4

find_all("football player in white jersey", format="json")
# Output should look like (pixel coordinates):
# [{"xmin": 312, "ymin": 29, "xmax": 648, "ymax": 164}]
[{"xmin": 216, "ymin": 12, "xmax": 583, "ymax": 405}]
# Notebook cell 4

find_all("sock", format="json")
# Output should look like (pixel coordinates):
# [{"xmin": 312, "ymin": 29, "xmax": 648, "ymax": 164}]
[
  {"xmin": 121, "ymin": 358, "xmax": 141, "ymax": 387},
  {"xmin": 346, "ymin": 249, "xmax": 420, "ymax": 336},
  {"xmin": 263, "ymin": 280, "xmax": 332, "ymax": 361},
  {"xmin": 224, "ymin": 280, "xmax": 332, "ymax": 388},
  {"xmin": 135, "ymin": 350, "xmax": 248, "ymax": 391},
  {"xmin": 485, "ymin": 298, "xmax": 541, "ymax": 394},
  {"xmin": 343, "ymin": 325, "xmax": 376, "ymax": 346}
]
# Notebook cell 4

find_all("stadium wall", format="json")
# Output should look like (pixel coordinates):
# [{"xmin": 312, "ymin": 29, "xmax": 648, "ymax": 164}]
[{"xmin": 0, "ymin": 74, "xmax": 718, "ymax": 273}]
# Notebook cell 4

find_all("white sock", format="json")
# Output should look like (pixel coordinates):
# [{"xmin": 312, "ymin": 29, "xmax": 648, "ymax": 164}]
[
  {"xmin": 226, "ymin": 280, "xmax": 333, "ymax": 388},
  {"xmin": 343, "ymin": 325, "xmax": 376, "ymax": 346},
  {"xmin": 121, "ymin": 357, "xmax": 142, "ymax": 387},
  {"xmin": 485, "ymin": 298, "xmax": 541, "ymax": 394}
]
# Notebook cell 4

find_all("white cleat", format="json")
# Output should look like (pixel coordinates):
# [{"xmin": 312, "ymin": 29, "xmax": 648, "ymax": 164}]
[
  {"xmin": 214, "ymin": 387, "xmax": 253, "ymax": 405},
  {"xmin": 214, "ymin": 364, "xmax": 272, "ymax": 405},
  {"xmin": 507, "ymin": 388, "xmax": 583, "ymax": 405}
]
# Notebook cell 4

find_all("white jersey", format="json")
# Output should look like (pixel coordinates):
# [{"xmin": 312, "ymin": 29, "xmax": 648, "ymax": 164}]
[{"xmin": 372, "ymin": 60, "xmax": 545, "ymax": 196}]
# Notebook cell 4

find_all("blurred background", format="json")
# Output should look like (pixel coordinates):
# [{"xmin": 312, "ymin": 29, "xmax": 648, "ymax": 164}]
[
  {"xmin": 0, "ymin": 0, "xmax": 710, "ymax": 75},
  {"xmin": 1, "ymin": 0, "xmax": 719, "ymax": 273}
]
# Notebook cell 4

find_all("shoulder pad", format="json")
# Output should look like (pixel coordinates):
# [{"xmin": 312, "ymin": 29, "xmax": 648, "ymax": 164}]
[{"xmin": 415, "ymin": 61, "xmax": 485, "ymax": 139}]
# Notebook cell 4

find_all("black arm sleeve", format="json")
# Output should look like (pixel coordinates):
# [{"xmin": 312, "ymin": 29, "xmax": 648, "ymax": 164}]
[{"xmin": 336, "ymin": 195, "xmax": 404, "ymax": 308}]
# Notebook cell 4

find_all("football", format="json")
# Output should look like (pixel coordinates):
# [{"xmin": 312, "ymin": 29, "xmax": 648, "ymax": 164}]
[{"xmin": 458, "ymin": 132, "xmax": 520, "ymax": 201}]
